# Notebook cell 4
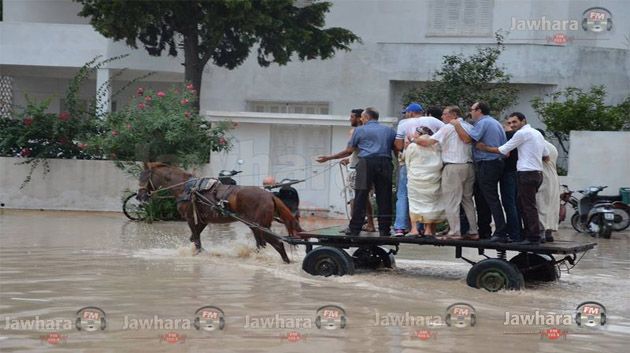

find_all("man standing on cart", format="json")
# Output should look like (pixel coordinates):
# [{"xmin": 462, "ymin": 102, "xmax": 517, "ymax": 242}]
[
  {"xmin": 317, "ymin": 107, "xmax": 396, "ymax": 237},
  {"xmin": 475, "ymin": 112, "xmax": 549, "ymax": 245}
]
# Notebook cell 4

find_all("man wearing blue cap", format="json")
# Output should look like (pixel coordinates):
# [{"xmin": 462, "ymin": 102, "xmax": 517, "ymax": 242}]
[{"xmin": 393, "ymin": 103, "xmax": 444, "ymax": 236}]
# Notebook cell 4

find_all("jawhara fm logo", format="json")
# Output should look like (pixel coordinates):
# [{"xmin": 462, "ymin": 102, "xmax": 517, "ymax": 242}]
[
  {"xmin": 575, "ymin": 301, "xmax": 606, "ymax": 328},
  {"xmin": 445, "ymin": 303, "xmax": 476, "ymax": 328},
  {"xmin": 315, "ymin": 305, "xmax": 347, "ymax": 330},
  {"xmin": 194, "ymin": 306, "xmax": 225, "ymax": 332},
  {"xmin": 75, "ymin": 306, "xmax": 106, "ymax": 332}
]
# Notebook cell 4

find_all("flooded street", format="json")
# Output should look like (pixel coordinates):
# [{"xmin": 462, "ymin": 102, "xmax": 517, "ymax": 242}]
[{"xmin": 1, "ymin": 209, "xmax": 629, "ymax": 352}]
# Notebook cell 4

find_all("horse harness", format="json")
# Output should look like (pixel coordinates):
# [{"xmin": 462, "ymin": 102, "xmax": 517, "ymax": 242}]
[{"xmin": 177, "ymin": 177, "xmax": 236, "ymax": 224}]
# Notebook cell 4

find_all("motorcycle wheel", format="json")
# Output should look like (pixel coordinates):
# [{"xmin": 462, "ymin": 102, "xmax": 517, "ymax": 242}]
[
  {"xmin": 599, "ymin": 222, "xmax": 612, "ymax": 239},
  {"xmin": 571, "ymin": 213, "xmax": 586, "ymax": 233},
  {"xmin": 612, "ymin": 207, "xmax": 630, "ymax": 231}
]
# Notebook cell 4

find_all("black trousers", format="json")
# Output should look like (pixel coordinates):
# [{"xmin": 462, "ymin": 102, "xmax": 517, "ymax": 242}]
[
  {"xmin": 517, "ymin": 171, "xmax": 543, "ymax": 240},
  {"xmin": 350, "ymin": 157, "xmax": 393, "ymax": 234},
  {"xmin": 474, "ymin": 159, "xmax": 507, "ymax": 238},
  {"xmin": 473, "ymin": 181, "xmax": 492, "ymax": 238}
]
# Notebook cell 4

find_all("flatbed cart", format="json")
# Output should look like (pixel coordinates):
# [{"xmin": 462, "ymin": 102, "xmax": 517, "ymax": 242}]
[{"xmin": 283, "ymin": 225, "xmax": 597, "ymax": 292}]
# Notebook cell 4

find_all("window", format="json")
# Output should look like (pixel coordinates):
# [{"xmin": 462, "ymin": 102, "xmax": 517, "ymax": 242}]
[
  {"xmin": 427, "ymin": 0, "xmax": 494, "ymax": 37},
  {"xmin": 247, "ymin": 101, "xmax": 329, "ymax": 115}
]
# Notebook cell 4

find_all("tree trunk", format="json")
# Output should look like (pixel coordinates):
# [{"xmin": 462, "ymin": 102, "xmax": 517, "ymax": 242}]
[{"xmin": 182, "ymin": 30, "xmax": 204, "ymax": 113}]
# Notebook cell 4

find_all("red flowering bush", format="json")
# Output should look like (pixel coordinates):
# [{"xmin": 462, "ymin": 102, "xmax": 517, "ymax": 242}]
[
  {"xmin": 0, "ymin": 98, "xmax": 96, "ymax": 160},
  {"xmin": 89, "ymin": 83, "xmax": 232, "ymax": 168}
]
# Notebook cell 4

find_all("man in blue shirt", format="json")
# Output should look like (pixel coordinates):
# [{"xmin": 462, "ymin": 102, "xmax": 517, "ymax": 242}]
[
  {"xmin": 317, "ymin": 107, "xmax": 396, "ymax": 236},
  {"xmin": 451, "ymin": 101, "xmax": 509, "ymax": 242}
]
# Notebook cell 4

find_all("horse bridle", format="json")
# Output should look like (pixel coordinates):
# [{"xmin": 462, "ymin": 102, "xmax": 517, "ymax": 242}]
[
  {"xmin": 138, "ymin": 169, "xmax": 197, "ymax": 197},
  {"xmin": 138, "ymin": 170, "xmax": 156, "ymax": 197}
]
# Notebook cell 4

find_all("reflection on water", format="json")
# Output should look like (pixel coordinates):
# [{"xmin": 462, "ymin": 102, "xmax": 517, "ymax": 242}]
[{"xmin": 0, "ymin": 210, "xmax": 629, "ymax": 352}]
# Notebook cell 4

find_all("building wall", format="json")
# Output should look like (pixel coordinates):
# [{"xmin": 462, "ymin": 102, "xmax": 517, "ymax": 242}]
[
  {"xmin": 564, "ymin": 131, "xmax": 630, "ymax": 192},
  {"xmin": 0, "ymin": 157, "xmax": 212, "ymax": 212},
  {"xmin": 3, "ymin": 0, "xmax": 90, "ymax": 24},
  {"xmin": 201, "ymin": 0, "xmax": 630, "ymax": 118}
]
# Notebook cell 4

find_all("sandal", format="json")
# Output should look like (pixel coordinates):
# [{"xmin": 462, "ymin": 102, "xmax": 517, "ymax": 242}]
[{"xmin": 363, "ymin": 225, "xmax": 376, "ymax": 232}]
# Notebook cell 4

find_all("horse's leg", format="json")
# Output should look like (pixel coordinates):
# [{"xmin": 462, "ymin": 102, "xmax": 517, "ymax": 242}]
[
  {"xmin": 264, "ymin": 235, "xmax": 290, "ymax": 264},
  {"xmin": 187, "ymin": 220, "xmax": 207, "ymax": 255},
  {"xmin": 250, "ymin": 227, "xmax": 266, "ymax": 249},
  {"xmin": 259, "ymin": 203, "xmax": 290, "ymax": 264}
]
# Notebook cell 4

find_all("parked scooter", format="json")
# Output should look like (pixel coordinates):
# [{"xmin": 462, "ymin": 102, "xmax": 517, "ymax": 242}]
[
  {"xmin": 217, "ymin": 160, "xmax": 244, "ymax": 185},
  {"xmin": 560, "ymin": 185, "xmax": 627, "ymax": 238},
  {"xmin": 264, "ymin": 178, "xmax": 301, "ymax": 220},
  {"xmin": 217, "ymin": 169, "xmax": 242, "ymax": 185}
]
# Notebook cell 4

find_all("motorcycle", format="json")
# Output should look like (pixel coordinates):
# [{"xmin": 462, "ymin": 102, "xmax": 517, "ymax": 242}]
[
  {"xmin": 264, "ymin": 178, "xmax": 302, "ymax": 220},
  {"xmin": 560, "ymin": 185, "xmax": 629, "ymax": 238},
  {"xmin": 217, "ymin": 169, "xmax": 242, "ymax": 185}
]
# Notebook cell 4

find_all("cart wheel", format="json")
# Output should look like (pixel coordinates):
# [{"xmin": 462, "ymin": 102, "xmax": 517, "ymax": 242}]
[
  {"xmin": 302, "ymin": 247, "xmax": 355, "ymax": 277},
  {"xmin": 123, "ymin": 193, "xmax": 146, "ymax": 221},
  {"xmin": 466, "ymin": 259, "xmax": 524, "ymax": 291},
  {"xmin": 509, "ymin": 253, "xmax": 559, "ymax": 282},
  {"xmin": 352, "ymin": 246, "xmax": 395, "ymax": 269}
]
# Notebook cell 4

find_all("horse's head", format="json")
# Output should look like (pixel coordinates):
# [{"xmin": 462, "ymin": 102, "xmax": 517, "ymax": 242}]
[
  {"xmin": 137, "ymin": 167, "xmax": 155, "ymax": 202},
  {"xmin": 137, "ymin": 162, "xmax": 193, "ymax": 201}
]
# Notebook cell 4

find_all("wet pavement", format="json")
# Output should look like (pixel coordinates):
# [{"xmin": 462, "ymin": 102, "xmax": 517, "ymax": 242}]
[{"xmin": 1, "ymin": 209, "xmax": 629, "ymax": 352}]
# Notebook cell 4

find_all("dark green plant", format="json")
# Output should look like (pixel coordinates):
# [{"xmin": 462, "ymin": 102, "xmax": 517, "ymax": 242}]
[
  {"xmin": 531, "ymin": 85, "xmax": 630, "ymax": 154},
  {"xmin": 75, "ymin": 0, "xmax": 360, "ymax": 112},
  {"xmin": 142, "ymin": 190, "xmax": 182, "ymax": 222},
  {"xmin": 403, "ymin": 32, "xmax": 518, "ymax": 117}
]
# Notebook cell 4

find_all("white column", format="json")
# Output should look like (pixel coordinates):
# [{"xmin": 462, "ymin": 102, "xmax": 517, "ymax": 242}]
[{"xmin": 96, "ymin": 68, "xmax": 111, "ymax": 118}]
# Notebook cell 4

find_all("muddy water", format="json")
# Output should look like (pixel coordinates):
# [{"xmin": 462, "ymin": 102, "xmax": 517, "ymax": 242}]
[{"xmin": 1, "ymin": 209, "xmax": 629, "ymax": 353}]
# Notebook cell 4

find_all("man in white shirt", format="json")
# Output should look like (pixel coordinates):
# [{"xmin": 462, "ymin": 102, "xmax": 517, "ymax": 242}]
[
  {"xmin": 476, "ymin": 112, "xmax": 549, "ymax": 245},
  {"xmin": 393, "ymin": 103, "xmax": 444, "ymax": 236},
  {"xmin": 415, "ymin": 105, "xmax": 478, "ymax": 240}
]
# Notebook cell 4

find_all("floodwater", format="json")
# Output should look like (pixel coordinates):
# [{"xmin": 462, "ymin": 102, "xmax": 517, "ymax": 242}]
[{"xmin": 1, "ymin": 209, "xmax": 629, "ymax": 353}]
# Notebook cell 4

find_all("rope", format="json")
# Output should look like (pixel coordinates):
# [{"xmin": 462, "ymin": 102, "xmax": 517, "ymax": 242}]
[
  {"xmin": 148, "ymin": 178, "xmax": 195, "ymax": 196},
  {"xmin": 224, "ymin": 161, "xmax": 341, "ymax": 183}
]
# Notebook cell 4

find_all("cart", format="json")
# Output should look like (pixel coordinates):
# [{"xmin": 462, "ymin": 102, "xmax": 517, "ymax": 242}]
[{"xmin": 282, "ymin": 225, "xmax": 596, "ymax": 292}]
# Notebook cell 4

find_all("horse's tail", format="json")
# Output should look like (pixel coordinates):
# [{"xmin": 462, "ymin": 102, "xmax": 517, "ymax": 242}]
[{"xmin": 272, "ymin": 196, "xmax": 303, "ymax": 237}]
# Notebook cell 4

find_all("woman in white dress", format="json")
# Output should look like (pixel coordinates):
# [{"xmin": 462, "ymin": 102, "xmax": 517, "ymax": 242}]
[
  {"xmin": 404, "ymin": 126, "xmax": 445, "ymax": 237},
  {"xmin": 536, "ymin": 139, "xmax": 560, "ymax": 240}
]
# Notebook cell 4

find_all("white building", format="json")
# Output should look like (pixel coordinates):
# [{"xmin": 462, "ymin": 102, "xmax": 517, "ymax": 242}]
[{"xmin": 1, "ymin": 0, "xmax": 629, "ymax": 216}]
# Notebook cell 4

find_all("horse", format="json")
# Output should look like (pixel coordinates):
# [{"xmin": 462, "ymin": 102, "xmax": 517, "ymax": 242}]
[{"xmin": 136, "ymin": 162, "xmax": 303, "ymax": 263}]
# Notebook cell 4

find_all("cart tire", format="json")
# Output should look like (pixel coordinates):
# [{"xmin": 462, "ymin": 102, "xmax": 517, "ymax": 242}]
[
  {"xmin": 352, "ymin": 246, "xmax": 395, "ymax": 269},
  {"xmin": 123, "ymin": 193, "xmax": 146, "ymax": 221},
  {"xmin": 466, "ymin": 259, "xmax": 524, "ymax": 291},
  {"xmin": 509, "ymin": 253, "xmax": 559, "ymax": 282},
  {"xmin": 305, "ymin": 243, "xmax": 313, "ymax": 255},
  {"xmin": 302, "ymin": 247, "xmax": 355, "ymax": 277},
  {"xmin": 571, "ymin": 213, "xmax": 586, "ymax": 233}
]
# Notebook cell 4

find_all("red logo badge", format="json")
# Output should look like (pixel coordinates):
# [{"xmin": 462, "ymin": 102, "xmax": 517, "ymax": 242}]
[{"xmin": 160, "ymin": 332, "xmax": 186, "ymax": 344}]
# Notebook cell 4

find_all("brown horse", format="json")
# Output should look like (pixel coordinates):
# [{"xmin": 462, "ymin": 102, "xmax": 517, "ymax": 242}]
[{"xmin": 136, "ymin": 162, "xmax": 302, "ymax": 263}]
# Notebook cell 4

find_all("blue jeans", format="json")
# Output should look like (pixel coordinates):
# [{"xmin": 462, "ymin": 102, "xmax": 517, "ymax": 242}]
[
  {"xmin": 500, "ymin": 170, "xmax": 522, "ymax": 241},
  {"xmin": 394, "ymin": 165, "xmax": 410, "ymax": 231}
]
